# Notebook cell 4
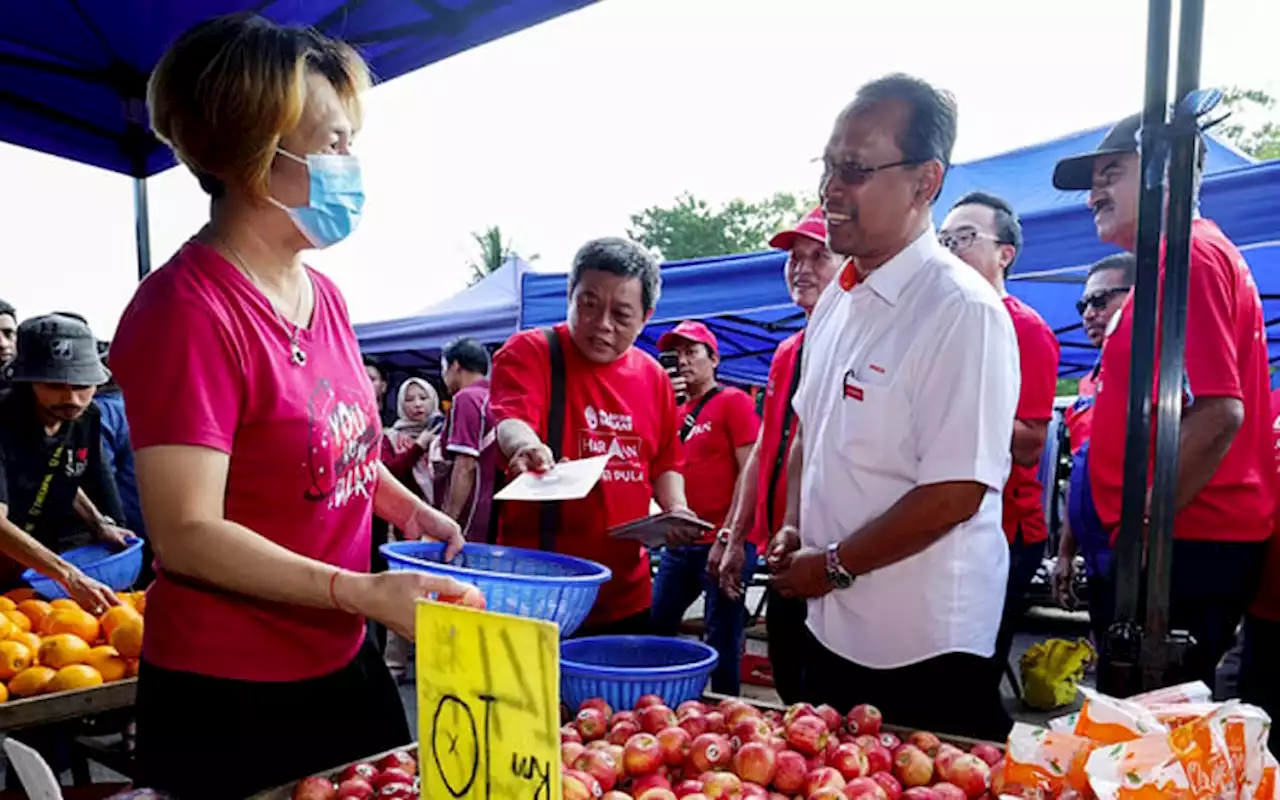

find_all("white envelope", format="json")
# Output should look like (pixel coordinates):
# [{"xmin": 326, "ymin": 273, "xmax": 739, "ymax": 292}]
[{"xmin": 493, "ymin": 454, "xmax": 611, "ymax": 502}]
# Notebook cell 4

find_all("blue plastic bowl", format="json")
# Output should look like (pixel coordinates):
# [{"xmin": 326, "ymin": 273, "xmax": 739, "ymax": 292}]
[
  {"xmin": 380, "ymin": 541, "xmax": 611, "ymax": 636},
  {"xmin": 23, "ymin": 539, "xmax": 145, "ymax": 600},
  {"xmin": 560, "ymin": 635, "xmax": 719, "ymax": 711}
]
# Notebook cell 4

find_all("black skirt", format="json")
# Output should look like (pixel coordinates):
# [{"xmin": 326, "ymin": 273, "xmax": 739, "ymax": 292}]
[{"xmin": 134, "ymin": 638, "xmax": 411, "ymax": 799}]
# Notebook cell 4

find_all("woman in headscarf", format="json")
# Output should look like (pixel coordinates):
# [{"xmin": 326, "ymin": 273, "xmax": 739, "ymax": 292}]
[{"xmin": 381, "ymin": 377, "xmax": 443, "ymax": 507}]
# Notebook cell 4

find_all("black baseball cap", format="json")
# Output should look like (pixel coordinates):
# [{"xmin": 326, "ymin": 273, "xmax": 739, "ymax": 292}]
[
  {"xmin": 10, "ymin": 313, "xmax": 110, "ymax": 386},
  {"xmin": 1052, "ymin": 114, "xmax": 1143, "ymax": 191}
]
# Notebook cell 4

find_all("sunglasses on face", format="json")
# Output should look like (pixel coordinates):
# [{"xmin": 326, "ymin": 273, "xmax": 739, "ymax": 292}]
[
  {"xmin": 1076, "ymin": 286, "xmax": 1130, "ymax": 315},
  {"xmin": 818, "ymin": 157, "xmax": 925, "ymax": 187}
]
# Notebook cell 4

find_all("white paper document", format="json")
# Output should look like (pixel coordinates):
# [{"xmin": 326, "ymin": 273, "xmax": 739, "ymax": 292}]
[{"xmin": 493, "ymin": 454, "xmax": 611, "ymax": 502}]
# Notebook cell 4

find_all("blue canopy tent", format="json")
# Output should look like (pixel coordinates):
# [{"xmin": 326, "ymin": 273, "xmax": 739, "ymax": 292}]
[
  {"xmin": 354, "ymin": 255, "xmax": 529, "ymax": 372},
  {"xmin": 1, "ymin": 0, "xmax": 599, "ymax": 277},
  {"xmin": 521, "ymin": 127, "xmax": 1278, "ymax": 384}
]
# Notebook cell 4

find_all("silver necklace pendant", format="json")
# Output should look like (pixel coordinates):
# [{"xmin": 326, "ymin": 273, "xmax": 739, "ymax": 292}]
[{"xmin": 290, "ymin": 342, "xmax": 307, "ymax": 367}]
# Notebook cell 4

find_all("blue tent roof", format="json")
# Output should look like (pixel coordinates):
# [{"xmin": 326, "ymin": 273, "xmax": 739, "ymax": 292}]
[
  {"xmin": 1, "ymin": 1, "xmax": 598, "ymax": 177},
  {"xmin": 355, "ymin": 256, "xmax": 527, "ymax": 369},
  {"xmin": 521, "ymin": 155, "xmax": 1280, "ymax": 386}
]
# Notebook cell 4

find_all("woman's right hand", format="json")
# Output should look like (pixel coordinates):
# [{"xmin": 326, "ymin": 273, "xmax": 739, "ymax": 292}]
[
  {"xmin": 341, "ymin": 571, "xmax": 480, "ymax": 640},
  {"xmin": 59, "ymin": 569, "xmax": 121, "ymax": 616},
  {"xmin": 415, "ymin": 428, "xmax": 435, "ymax": 450},
  {"xmin": 1050, "ymin": 553, "xmax": 1079, "ymax": 610}
]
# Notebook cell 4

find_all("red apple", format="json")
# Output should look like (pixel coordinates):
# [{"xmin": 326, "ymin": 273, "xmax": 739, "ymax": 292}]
[
  {"xmin": 729, "ymin": 716, "xmax": 772, "ymax": 750},
  {"xmin": 564, "ymin": 724, "xmax": 585, "ymax": 744},
  {"xmin": 702, "ymin": 771, "xmax": 744, "ymax": 799},
  {"xmin": 804, "ymin": 766, "xmax": 847, "ymax": 796},
  {"xmin": 843, "ymin": 777, "xmax": 889, "ymax": 799},
  {"xmin": 338, "ymin": 764, "xmax": 377, "ymax": 784},
  {"xmin": 612, "ymin": 710, "xmax": 637, "ymax": 725},
  {"xmin": 705, "ymin": 711, "xmax": 727, "ymax": 734},
  {"xmin": 900, "ymin": 789, "xmax": 936, "ymax": 800},
  {"xmin": 638, "ymin": 791, "xmax": 677, "ymax": 800},
  {"xmin": 675, "ymin": 795, "xmax": 707, "ymax": 800},
  {"xmin": 673, "ymin": 779, "xmax": 705, "ymax": 797},
  {"xmin": 376, "ymin": 751, "xmax": 416, "ymax": 777},
  {"xmin": 809, "ymin": 790, "xmax": 846, "ymax": 800},
  {"xmin": 870, "ymin": 772, "xmax": 902, "ymax": 800},
  {"xmin": 589, "ymin": 740, "xmax": 615, "ymax": 752},
  {"xmin": 732, "ymin": 741, "xmax": 777, "ymax": 786},
  {"xmin": 861, "ymin": 744, "xmax": 892, "ymax": 775},
  {"xmin": 766, "ymin": 735, "xmax": 788, "ymax": 753},
  {"xmin": 624, "ymin": 733, "xmax": 664, "ymax": 776},
  {"xmin": 581, "ymin": 697, "xmax": 614, "ymax": 718},
  {"xmin": 845, "ymin": 705, "xmax": 883, "ymax": 737},
  {"xmin": 941, "ymin": 755, "xmax": 990, "ymax": 799},
  {"xmin": 677, "ymin": 700, "xmax": 709, "ymax": 718},
  {"xmin": 657, "ymin": 726, "xmax": 693, "ymax": 767},
  {"xmin": 633, "ymin": 772, "xmax": 674, "ymax": 795},
  {"xmin": 892, "ymin": 745, "xmax": 933, "ymax": 788},
  {"xmin": 679, "ymin": 713, "xmax": 712, "ymax": 739},
  {"xmin": 377, "ymin": 784, "xmax": 414, "ymax": 800},
  {"xmin": 293, "ymin": 777, "xmax": 336, "ymax": 800},
  {"xmin": 740, "ymin": 783, "xmax": 767, "ymax": 799},
  {"xmin": 930, "ymin": 784, "xmax": 965, "ymax": 800},
  {"xmin": 370, "ymin": 769, "xmax": 413, "ymax": 791},
  {"xmin": 602, "ymin": 793, "xmax": 633, "ymax": 800},
  {"xmin": 878, "ymin": 733, "xmax": 901, "ymax": 751},
  {"xmin": 727, "ymin": 704, "xmax": 762, "ymax": 730},
  {"xmin": 906, "ymin": 732, "xmax": 941, "ymax": 759},
  {"xmin": 564, "ymin": 769, "xmax": 601, "ymax": 800},
  {"xmin": 335, "ymin": 777, "xmax": 373, "ymax": 800},
  {"xmin": 854, "ymin": 734, "xmax": 880, "ymax": 751},
  {"xmin": 968, "ymin": 743, "xmax": 1002, "ymax": 768},
  {"xmin": 640, "ymin": 705, "xmax": 679, "ymax": 735},
  {"xmin": 578, "ymin": 707, "xmax": 611, "ymax": 741},
  {"xmin": 815, "ymin": 704, "xmax": 843, "ymax": 733},
  {"xmin": 611, "ymin": 720, "xmax": 643, "ymax": 745},
  {"xmin": 636, "ymin": 694, "xmax": 666, "ymax": 710},
  {"xmin": 934, "ymin": 747, "xmax": 961, "ymax": 778},
  {"xmin": 575, "ymin": 749, "xmax": 620, "ymax": 792},
  {"xmin": 564, "ymin": 741, "xmax": 588, "ymax": 765},
  {"xmin": 689, "ymin": 733, "xmax": 733, "ymax": 774},
  {"xmin": 828, "ymin": 743, "xmax": 869, "ymax": 780},
  {"xmin": 602, "ymin": 744, "xmax": 626, "ymax": 781},
  {"xmin": 785, "ymin": 715, "xmax": 829, "ymax": 758},
  {"xmin": 773, "ymin": 749, "xmax": 809, "ymax": 794}
]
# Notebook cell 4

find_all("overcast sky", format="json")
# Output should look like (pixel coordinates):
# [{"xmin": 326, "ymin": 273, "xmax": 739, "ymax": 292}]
[{"xmin": 1, "ymin": 0, "xmax": 1277, "ymax": 337}]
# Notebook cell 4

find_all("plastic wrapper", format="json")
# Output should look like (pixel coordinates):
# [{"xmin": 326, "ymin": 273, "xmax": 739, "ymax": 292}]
[
  {"xmin": 1050, "ymin": 712, "xmax": 1081, "ymax": 733},
  {"xmin": 1127, "ymin": 681, "xmax": 1214, "ymax": 708},
  {"xmin": 1000, "ymin": 722, "xmax": 1095, "ymax": 796},
  {"xmin": 1074, "ymin": 686, "xmax": 1169, "ymax": 744}
]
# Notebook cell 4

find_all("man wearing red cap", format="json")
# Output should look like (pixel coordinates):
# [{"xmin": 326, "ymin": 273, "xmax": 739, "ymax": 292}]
[
  {"xmin": 707, "ymin": 206, "xmax": 841, "ymax": 703},
  {"xmin": 650, "ymin": 320, "xmax": 760, "ymax": 695}
]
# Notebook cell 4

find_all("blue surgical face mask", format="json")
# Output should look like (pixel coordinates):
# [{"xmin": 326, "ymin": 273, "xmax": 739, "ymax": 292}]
[{"xmin": 269, "ymin": 149, "xmax": 365, "ymax": 249}]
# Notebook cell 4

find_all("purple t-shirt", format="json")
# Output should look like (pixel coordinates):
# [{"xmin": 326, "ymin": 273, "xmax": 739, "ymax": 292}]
[{"xmin": 438, "ymin": 379, "xmax": 496, "ymax": 541}]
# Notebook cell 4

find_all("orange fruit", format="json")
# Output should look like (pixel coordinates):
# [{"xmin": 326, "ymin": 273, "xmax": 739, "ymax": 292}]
[
  {"xmin": 125, "ymin": 658, "xmax": 139, "ymax": 678},
  {"xmin": 2, "ymin": 609, "xmax": 30, "ymax": 634},
  {"xmin": 0, "ymin": 615, "xmax": 16, "ymax": 641},
  {"xmin": 128, "ymin": 592, "xmax": 147, "ymax": 615},
  {"xmin": 49, "ymin": 664, "xmax": 103, "ymax": 693},
  {"xmin": 0, "ymin": 640, "xmax": 33, "ymax": 680},
  {"xmin": 85, "ymin": 646, "xmax": 127, "ymax": 682},
  {"xmin": 7, "ymin": 631, "xmax": 41, "ymax": 662},
  {"xmin": 0, "ymin": 597, "xmax": 16, "ymax": 612},
  {"xmin": 3, "ymin": 588, "xmax": 36, "ymax": 604},
  {"xmin": 108, "ymin": 617, "xmax": 143, "ymax": 659},
  {"xmin": 16, "ymin": 600, "xmax": 52, "ymax": 633},
  {"xmin": 41, "ymin": 608, "xmax": 99, "ymax": 642},
  {"xmin": 37, "ymin": 634, "xmax": 91, "ymax": 669},
  {"xmin": 0, "ymin": 682, "xmax": 8, "ymax": 703},
  {"xmin": 99, "ymin": 605, "xmax": 141, "ymax": 640},
  {"xmin": 49, "ymin": 598, "xmax": 81, "ymax": 612},
  {"xmin": 8, "ymin": 665, "xmax": 56, "ymax": 697}
]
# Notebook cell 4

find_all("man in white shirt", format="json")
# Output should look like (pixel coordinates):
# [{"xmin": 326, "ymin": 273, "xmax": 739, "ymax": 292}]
[{"xmin": 770, "ymin": 73, "xmax": 1020, "ymax": 741}]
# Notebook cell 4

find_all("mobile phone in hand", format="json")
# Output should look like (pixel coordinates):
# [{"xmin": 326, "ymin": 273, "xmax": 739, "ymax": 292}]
[{"xmin": 659, "ymin": 351, "xmax": 688, "ymax": 404}]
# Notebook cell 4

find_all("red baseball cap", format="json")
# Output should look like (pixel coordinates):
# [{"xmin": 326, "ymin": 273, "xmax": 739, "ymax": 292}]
[
  {"xmin": 658, "ymin": 320, "xmax": 718, "ymax": 356},
  {"xmin": 768, "ymin": 207, "xmax": 827, "ymax": 250}
]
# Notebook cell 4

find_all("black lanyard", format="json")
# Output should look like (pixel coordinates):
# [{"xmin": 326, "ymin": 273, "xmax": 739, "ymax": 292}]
[
  {"xmin": 24, "ymin": 434, "xmax": 69, "ymax": 534},
  {"xmin": 766, "ymin": 343, "xmax": 805, "ymax": 527},
  {"xmin": 680, "ymin": 386, "xmax": 722, "ymax": 442}
]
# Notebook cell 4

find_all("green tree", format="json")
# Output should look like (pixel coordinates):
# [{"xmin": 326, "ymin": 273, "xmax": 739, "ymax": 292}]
[
  {"xmin": 466, "ymin": 225, "xmax": 538, "ymax": 286},
  {"xmin": 627, "ymin": 191, "xmax": 817, "ymax": 261},
  {"xmin": 1220, "ymin": 87, "xmax": 1280, "ymax": 161}
]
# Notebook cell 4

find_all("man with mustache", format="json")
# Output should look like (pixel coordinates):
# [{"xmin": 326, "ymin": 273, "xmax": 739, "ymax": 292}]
[
  {"xmin": 0, "ymin": 314, "xmax": 128, "ymax": 612},
  {"xmin": 708, "ymin": 207, "xmax": 841, "ymax": 703},
  {"xmin": 771, "ymin": 74, "xmax": 1019, "ymax": 739},
  {"xmin": 1052, "ymin": 114, "xmax": 1272, "ymax": 689},
  {"xmin": 0, "ymin": 300, "xmax": 16, "ymax": 391}
]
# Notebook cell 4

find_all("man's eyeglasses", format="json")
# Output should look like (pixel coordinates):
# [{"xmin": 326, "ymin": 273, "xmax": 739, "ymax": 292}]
[
  {"xmin": 1076, "ymin": 287, "xmax": 1130, "ymax": 315},
  {"xmin": 818, "ymin": 157, "xmax": 925, "ymax": 187},
  {"xmin": 938, "ymin": 229, "xmax": 1003, "ymax": 254}
]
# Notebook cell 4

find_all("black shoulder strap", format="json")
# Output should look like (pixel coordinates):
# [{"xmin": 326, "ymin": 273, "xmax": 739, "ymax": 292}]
[
  {"xmin": 766, "ymin": 343, "xmax": 805, "ymax": 528},
  {"xmin": 538, "ymin": 327, "xmax": 567, "ymax": 552},
  {"xmin": 679, "ymin": 385, "xmax": 722, "ymax": 442}
]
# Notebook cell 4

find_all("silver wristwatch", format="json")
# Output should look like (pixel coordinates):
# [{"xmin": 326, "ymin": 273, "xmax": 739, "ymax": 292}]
[{"xmin": 825, "ymin": 543, "xmax": 855, "ymax": 589}]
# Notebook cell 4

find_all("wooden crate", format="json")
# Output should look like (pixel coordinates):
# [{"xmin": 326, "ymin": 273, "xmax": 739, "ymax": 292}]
[
  {"xmin": 0, "ymin": 679, "xmax": 136, "ymax": 733},
  {"xmin": 251, "ymin": 745, "xmax": 416, "ymax": 800}
]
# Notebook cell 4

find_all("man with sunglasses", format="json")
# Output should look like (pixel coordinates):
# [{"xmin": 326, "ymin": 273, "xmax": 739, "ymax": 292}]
[
  {"xmin": 939, "ymin": 192, "xmax": 1060, "ymax": 696},
  {"xmin": 770, "ymin": 74, "xmax": 1019, "ymax": 740},
  {"xmin": 1053, "ymin": 114, "xmax": 1272, "ymax": 690}
]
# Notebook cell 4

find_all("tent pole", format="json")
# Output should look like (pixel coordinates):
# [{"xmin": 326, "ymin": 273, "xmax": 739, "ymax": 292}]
[{"xmin": 133, "ymin": 175, "xmax": 152, "ymax": 281}]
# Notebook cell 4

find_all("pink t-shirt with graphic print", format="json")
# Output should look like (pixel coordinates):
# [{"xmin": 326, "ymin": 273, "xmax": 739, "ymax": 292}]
[{"xmin": 111, "ymin": 240, "xmax": 381, "ymax": 682}]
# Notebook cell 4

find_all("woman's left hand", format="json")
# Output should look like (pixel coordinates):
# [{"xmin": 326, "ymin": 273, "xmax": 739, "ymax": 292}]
[{"xmin": 400, "ymin": 501, "xmax": 465, "ymax": 560}]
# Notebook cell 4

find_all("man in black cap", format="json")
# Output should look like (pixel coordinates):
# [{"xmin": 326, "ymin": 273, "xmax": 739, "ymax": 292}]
[
  {"xmin": 1053, "ymin": 114, "xmax": 1273, "ymax": 690},
  {"xmin": 0, "ymin": 300, "xmax": 17, "ymax": 391},
  {"xmin": 0, "ymin": 313, "xmax": 130, "ymax": 612}
]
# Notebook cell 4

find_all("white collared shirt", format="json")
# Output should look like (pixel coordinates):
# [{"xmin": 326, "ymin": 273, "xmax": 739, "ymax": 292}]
[{"xmin": 793, "ymin": 226, "xmax": 1020, "ymax": 669}]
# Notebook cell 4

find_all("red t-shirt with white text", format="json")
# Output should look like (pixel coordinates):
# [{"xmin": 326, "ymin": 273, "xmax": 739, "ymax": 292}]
[
  {"xmin": 111, "ymin": 240, "xmax": 380, "ymax": 682},
  {"xmin": 1089, "ymin": 219, "xmax": 1273, "ymax": 544},
  {"xmin": 679, "ymin": 386, "xmax": 760, "ymax": 535},
  {"xmin": 1003, "ymin": 295, "xmax": 1060, "ymax": 545},
  {"xmin": 751, "ymin": 332, "xmax": 805, "ymax": 551},
  {"xmin": 490, "ymin": 324, "xmax": 684, "ymax": 626}
]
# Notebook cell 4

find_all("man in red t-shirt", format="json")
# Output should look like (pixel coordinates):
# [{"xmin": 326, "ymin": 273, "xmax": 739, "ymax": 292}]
[
  {"xmin": 1241, "ymin": 387, "xmax": 1280, "ymax": 753},
  {"xmin": 940, "ymin": 192, "xmax": 1060, "ymax": 687},
  {"xmin": 491, "ymin": 237, "xmax": 699, "ymax": 636},
  {"xmin": 1053, "ymin": 114, "xmax": 1274, "ymax": 688},
  {"xmin": 708, "ymin": 208, "xmax": 841, "ymax": 703},
  {"xmin": 650, "ymin": 320, "xmax": 759, "ymax": 694}
]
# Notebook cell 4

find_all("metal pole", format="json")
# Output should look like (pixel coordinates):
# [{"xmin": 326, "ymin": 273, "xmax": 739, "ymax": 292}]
[
  {"xmin": 133, "ymin": 176, "xmax": 152, "ymax": 281},
  {"xmin": 1099, "ymin": 0, "xmax": 1171, "ymax": 697},
  {"xmin": 1141, "ymin": 0, "xmax": 1205, "ymax": 690}
]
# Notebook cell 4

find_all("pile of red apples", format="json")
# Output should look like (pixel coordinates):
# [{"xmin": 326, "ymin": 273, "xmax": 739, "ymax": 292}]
[{"xmin": 561, "ymin": 696, "xmax": 1004, "ymax": 800}]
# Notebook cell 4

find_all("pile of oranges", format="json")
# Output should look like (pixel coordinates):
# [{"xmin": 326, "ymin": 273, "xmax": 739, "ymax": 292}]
[{"xmin": 0, "ymin": 588, "xmax": 146, "ymax": 702}]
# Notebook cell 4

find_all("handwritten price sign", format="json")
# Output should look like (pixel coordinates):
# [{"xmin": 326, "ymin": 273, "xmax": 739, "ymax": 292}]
[{"xmin": 416, "ymin": 599, "xmax": 562, "ymax": 800}]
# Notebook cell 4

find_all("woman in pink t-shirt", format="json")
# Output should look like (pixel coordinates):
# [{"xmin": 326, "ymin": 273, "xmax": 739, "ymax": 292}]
[{"xmin": 110, "ymin": 15, "xmax": 471, "ymax": 799}]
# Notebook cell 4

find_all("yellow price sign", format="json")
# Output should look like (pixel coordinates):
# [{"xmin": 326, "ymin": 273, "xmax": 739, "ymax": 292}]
[{"xmin": 416, "ymin": 599, "xmax": 562, "ymax": 800}]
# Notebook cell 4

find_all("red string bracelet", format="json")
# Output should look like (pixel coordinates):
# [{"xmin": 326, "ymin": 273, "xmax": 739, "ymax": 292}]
[{"xmin": 329, "ymin": 570, "xmax": 344, "ymax": 612}]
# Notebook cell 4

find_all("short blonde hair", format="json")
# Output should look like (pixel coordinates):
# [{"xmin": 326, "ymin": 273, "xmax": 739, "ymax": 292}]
[{"xmin": 148, "ymin": 13, "xmax": 370, "ymax": 200}]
